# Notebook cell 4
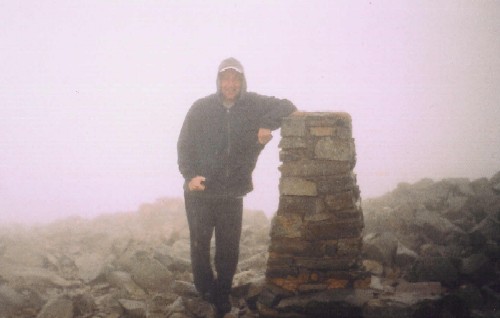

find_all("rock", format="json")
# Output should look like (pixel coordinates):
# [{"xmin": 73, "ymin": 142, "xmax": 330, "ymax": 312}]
[
  {"xmin": 493, "ymin": 182, "xmax": 500, "ymax": 193},
  {"xmin": 183, "ymin": 296, "xmax": 217, "ymax": 318},
  {"xmin": 276, "ymin": 289, "xmax": 372, "ymax": 317},
  {"xmin": 413, "ymin": 208, "xmax": 467, "ymax": 245},
  {"xmin": 470, "ymin": 216, "xmax": 500, "ymax": 243},
  {"xmin": 154, "ymin": 248, "xmax": 191, "ymax": 273},
  {"xmin": 8, "ymin": 265, "xmax": 80, "ymax": 289},
  {"xmin": 36, "ymin": 296, "xmax": 74, "ymax": 318},
  {"xmin": 363, "ymin": 299, "xmax": 412, "ymax": 318},
  {"xmin": 129, "ymin": 256, "xmax": 173, "ymax": 293},
  {"xmin": 107, "ymin": 271, "xmax": 147, "ymax": 298},
  {"xmin": 72, "ymin": 292, "xmax": 96, "ymax": 317},
  {"xmin": 362, "ymin": 259, "xmax": 384, "ymax": 276},
  {"xmin": 74, "ymin": 252, "xmax": 111, "ymax": 283},
  {"xmin": 118, "ymin": 299, "xmax": 146, "ymax": 318},
  {"xmin": 237, "ymin": 252, "xmax": 268, "ymax": 272},
  {"xmin": 460, "ymin": 253, "xmax": 495, "ymax": 285},
  {"xmin": 363, "ymin": 232, "xmax": 398, "ymax": 266},
  {"xmin": 0, "ymin": 284, "xmax": 43, "ymax": 317},
  {"xmin": 172, "ymin": 280, "xmax": 198, "ymax": 298},
  {"xmin": 453, "ymin": 284, "xmax": 484, "ymax": 311},
  {"xmin": 394, "ymin": 242, "xmax": 419, "ymax": 268},
  {"xmin": 407, "ymin": 257, "xmax": 459, "ymax": 288}
]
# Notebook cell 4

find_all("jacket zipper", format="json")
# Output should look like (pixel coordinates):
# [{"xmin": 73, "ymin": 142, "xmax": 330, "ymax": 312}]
[{"xmin": 225, "ymin": 108, "xmax": 231, "ymax": 189}]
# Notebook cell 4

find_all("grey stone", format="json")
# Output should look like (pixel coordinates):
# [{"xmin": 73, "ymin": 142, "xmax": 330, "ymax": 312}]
[
  {"xmin": 72, "ymin": 292, "xmax": 96, "ymax": 317},
  {"xmin": 315, "ymin": 138, "xmax": 355, "ymax": 161},
  {"xmin": 279, "ymin": 177, "xmax": 317, "ymax": 196},
  {"xmin": 277, "ymin": 195, "xmax": 324, "ymax": 216},
  {"xmin": 270, "ymin": 215, "xmax": 303, "ymax": 239},
  {"xmin": 278, "ymin": 136, "xmax": 307, "ymax": 149},
  {"xmin": 279, "ymin": 160, "xmax": 351, "ymax": 177},
  {"xmin": 36, "ymin": 296, "xmax": 74, "ymax": 318},
  {"xmin": 107, "ymin": 271, "xmax": 147, "ymax": 298},
  {"xmin": 74, "ymin": 252, "xmax": 110, "ymax": 283},
  {"xmin": 118, "ymin": 299, "xmax": 146, "ymax": 318},
  {"xmin": 362, "ymin": 232, "xmax": 399, "ymax": 266},
  {"xmin": 407, "ymin": 257, "xmax": 459, "ymax": 288},
  {"xmin": 395, "ymin": 242, "xmax": 419, "ymax": 268},
  {"xmin": 281, "ymin": 116, "xmax": 307, "ymax": 137},
  {"xmin": 129, "ymin": 257, "xmax": 174, "ymax": 293}
]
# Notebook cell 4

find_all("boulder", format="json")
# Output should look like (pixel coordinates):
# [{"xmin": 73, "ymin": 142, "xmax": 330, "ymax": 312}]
[
  {"xmin": 36, "ymin": 296, "xmax": 73, "ymax": 318},
  {"xmin": 407, "ymin": 257, "xmax": 459, "ymax": 288},
  {"xmin": 362, "ymin": 232, "xmax": 398, "ymax": 266},
  {"xmin": 118, "ymin": 299, "xmax": 147, "ymax": 318}
]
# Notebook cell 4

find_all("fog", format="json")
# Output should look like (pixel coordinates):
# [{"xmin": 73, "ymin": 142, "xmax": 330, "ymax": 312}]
[{"xmin": 1, "ymin": 1, "xmax": 499, "ymax": 224}]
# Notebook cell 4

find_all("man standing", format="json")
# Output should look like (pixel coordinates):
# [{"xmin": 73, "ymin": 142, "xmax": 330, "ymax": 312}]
[{"xmin": 177, "ymin": 57, "xmax": 296, "ymax": 316}]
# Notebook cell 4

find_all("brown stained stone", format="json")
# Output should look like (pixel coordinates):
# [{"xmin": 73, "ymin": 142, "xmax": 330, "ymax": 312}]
[
  {"xmin": 315, "ymin": 138, "xmax": 355, "ymax": 161},
  {"xmin": 268, "ymin": 278, "xmax": 300, "ymax": 293},
  {"xmin": 270, "ymin": 214, "xmax": 303, "ymax": 239},
  {"xmin": 325, "ymin": 191, "xmax": 356, "ymax": 211},
  {"xmin": 279, "ymin": 178, "xmax": 317, "ymax": 196},
  {"xmin": 326, "ymin": 278, "xmax": 350, "ymax": 289},
  {"xmin": 277, "ymin": 196, "xmax": 323, "ymax": 216},
  {"xmin": 309, "ymin": 127, "xmax": 334, "ymax": 137},
  {"xmin": 279, "ymin": 160, "xmax": 351, "ymax": 177},
  {"xmin": 268, "ymin": 271, "xmax": 311, "ymax": 292},
  {"xmin": 353, "ymin": 277, "xmax": 372, "ymax": 289}
]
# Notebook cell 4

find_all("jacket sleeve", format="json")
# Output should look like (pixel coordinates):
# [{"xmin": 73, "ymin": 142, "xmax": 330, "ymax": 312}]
[
  {"xmin": 257, "ymin": 95, "xmax": 297, "ymax": 130},
  {"xmin": 177, "ymin": 105, "xmax": 199, "ymax": 181}
]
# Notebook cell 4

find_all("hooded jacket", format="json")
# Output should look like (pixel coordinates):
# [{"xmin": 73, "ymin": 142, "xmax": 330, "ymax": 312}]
[{"xmin": 177, "ymin": 58, "xmax": 297, "ymax": 197}]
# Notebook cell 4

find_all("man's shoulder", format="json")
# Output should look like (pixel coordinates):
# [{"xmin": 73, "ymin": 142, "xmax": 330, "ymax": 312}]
[
  {"xmin": 194, "ymin": 93, "xmax": 218, "ymax": 105},
  {"xmin": 243, "ymin": 91, "xmax": 268, "ymax": 100},
  {"xmin": 190, "ymin": 94, "xmax": 219, "ymax": 111}
]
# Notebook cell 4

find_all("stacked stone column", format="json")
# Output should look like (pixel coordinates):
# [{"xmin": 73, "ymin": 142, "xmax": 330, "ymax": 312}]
[{"xmin": 264, "ymin": 112, "xmax": 369, "ymax": 298}]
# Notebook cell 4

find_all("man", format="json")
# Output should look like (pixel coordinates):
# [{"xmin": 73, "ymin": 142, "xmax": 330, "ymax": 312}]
[{"xmin": 177, "ymin": 57, "xmax": 296, "ymax": 316}]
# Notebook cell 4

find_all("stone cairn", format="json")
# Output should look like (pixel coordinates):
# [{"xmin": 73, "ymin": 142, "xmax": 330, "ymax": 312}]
[{"xmin": 258, "ymin": 112, "xmax": 370, "ymax": 316}]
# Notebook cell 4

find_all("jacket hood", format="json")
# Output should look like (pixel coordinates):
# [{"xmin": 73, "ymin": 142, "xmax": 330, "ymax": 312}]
[{"xmin": 216, "ymin": 57, "xmax": 247, "ymax": 99}]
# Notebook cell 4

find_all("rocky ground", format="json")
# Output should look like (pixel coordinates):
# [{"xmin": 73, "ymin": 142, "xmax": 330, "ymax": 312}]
[
  {"xmin": 362, "ymin": 171, "xmax": 500, "ymax": 317},
  {"xmin": 0, "ymin": 198, "xmax": 271, "ymax": 318},
  {"xmin": 0, "ymin": 171, "xmax": 498, "ymax": 317}
]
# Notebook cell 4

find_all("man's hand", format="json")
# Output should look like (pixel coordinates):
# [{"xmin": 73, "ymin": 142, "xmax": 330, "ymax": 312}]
[
  {"xmin": 258, "ymin": 128, "xmax": 273, "ymax": 145},
  {"xmin": 188, "ymin": 176, "xmax": 206, "ymax": 191}
]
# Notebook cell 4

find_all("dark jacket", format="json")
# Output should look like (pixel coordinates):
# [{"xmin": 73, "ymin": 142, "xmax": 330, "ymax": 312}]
[{"xmin": 177, "ymin": 60, "xmax": 296, "ymax": 197}]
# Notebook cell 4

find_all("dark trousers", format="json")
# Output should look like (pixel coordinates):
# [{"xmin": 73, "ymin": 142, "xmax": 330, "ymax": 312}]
[{"xmin": 184, "ymin": 193, "xmax": 243, "ymax": 296}]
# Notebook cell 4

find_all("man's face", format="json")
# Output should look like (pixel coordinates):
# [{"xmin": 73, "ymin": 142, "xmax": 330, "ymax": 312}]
[{"xmin": 219, "ymin": 69, "xmax": 242, "ymax": 103}]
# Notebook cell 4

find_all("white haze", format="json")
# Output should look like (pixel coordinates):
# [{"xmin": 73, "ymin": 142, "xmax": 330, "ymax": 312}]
[{"xmin": 1, "ymin": 1, "xmax": 499, "ymax": 224}]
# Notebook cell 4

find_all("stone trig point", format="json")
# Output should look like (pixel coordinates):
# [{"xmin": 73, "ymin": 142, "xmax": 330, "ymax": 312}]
[{"xmin": 258, "ymin": 112, "xmax": 371, "ymax": 317}]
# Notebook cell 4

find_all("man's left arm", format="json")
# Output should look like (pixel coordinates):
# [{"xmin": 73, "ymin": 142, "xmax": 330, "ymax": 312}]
[{"xmin": 258, "ymin": 96, "xmax": 297, "ymax": 130}]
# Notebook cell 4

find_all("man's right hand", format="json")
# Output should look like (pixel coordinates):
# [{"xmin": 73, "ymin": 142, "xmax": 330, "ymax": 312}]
[{"xmin": 188, "ymin": 176, "xmax": 206, "ymax": 191}]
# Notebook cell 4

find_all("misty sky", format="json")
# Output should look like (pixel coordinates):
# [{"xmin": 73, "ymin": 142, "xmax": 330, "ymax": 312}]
[{"xmin": 1, "ymin": 1, "xmax": 499, "ymax": 224}]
